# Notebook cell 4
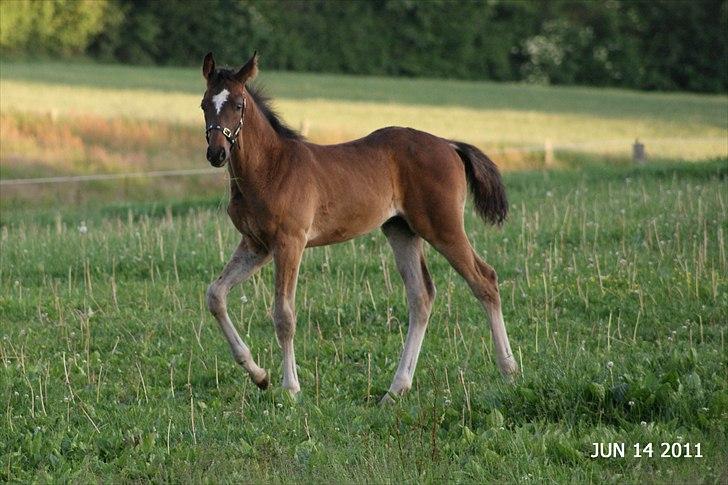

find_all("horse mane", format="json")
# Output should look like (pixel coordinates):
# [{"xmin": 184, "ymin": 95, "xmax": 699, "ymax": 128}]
[
  {"xmin": 246, "ymin": 84, "xmax": 303, "ymax": 140},
  {"xmin": 214, "ymin": 68, "xmax": 303, "ymax": 141}
]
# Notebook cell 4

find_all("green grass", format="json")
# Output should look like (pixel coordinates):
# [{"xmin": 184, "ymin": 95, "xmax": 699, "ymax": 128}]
[
  {"xmin": 1, "ymin": 160, "xmax": 727, "ymax": 482},
  {"xmin": 1, "ymin": 61, "xmax": 726, "ymax": 159},
  {"xmin": 2, "ymin": 60, "xmax": 726, "ymax": 125},
  {"xmin": 1, "ymin": 60, "xmax": 727, "ymax": 482}
]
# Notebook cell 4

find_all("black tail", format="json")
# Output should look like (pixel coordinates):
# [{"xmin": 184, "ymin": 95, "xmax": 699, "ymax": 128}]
[{"xmin": 450, "ymin": 141, "xmax": 508, "ymax": 226}]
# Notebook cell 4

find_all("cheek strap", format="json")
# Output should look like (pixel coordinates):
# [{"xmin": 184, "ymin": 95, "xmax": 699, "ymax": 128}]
[{"xmin": 204, "ymin": 96, "xmax": 246, "ymax": 149}]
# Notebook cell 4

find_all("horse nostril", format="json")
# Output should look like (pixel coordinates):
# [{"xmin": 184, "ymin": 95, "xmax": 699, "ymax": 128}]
[{"xmin": 217, "ymin": 150, "xmax": 226, "ymax": 163}]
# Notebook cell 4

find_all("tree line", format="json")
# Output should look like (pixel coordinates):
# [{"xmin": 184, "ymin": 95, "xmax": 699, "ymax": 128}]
[{"xmin": 1, "ymin": 0, "xmax": 726, "ymax": 93}]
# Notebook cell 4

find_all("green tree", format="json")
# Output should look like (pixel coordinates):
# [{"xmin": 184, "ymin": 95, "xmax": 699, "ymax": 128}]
[
  {"xmin": 0, "ymin": 0, "xmax": 110, "ymax": 56},
  {"xmin": 4, "ymin": 0, "xmax": 725, "ymax": 93}
]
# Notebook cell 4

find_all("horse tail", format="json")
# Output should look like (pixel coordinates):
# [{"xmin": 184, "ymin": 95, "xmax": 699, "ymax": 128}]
[{"xmin": 450, "ymin": 140, "xmax": 508, "ymax": 226}]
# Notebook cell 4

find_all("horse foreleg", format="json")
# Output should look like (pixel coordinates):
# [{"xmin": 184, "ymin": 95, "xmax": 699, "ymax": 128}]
[
  {"xmin": 207, "ymin": 238, "xmax": 271, "ymax": 388},
  {"xmin": 272, "ymin": 236, "xmax": 306, "ymax": 395}
]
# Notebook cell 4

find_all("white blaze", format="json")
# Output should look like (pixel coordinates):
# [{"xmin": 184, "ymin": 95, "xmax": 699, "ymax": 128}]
[{"xmin": 212, "ymin": 89, "xmax": 229, "ymax": 114}]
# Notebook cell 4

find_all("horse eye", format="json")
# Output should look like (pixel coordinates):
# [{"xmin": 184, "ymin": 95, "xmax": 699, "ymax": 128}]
[{"xmin": 236, "ymin": 104, "xmax": 243, "ymax": 110}]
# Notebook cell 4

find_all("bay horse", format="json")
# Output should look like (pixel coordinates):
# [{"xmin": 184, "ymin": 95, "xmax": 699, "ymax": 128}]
[{"xmin": 201, "ymin": 52, "xmax": 519, "ymax": 402}]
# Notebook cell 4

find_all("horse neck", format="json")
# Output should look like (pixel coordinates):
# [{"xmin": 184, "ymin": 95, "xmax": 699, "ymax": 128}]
[{"xmin": 229, "ymin": 94, "xmax": 284, "ymax": 186}]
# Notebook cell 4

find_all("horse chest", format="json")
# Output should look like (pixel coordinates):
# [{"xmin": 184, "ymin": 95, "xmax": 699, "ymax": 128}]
[{"xmin": 227, "ymin": 199, "xmax": 277, "ymax": 245}]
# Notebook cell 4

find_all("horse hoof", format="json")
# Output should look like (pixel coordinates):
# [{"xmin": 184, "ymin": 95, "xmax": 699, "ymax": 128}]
[
  {"xmin": 500, "ymin": 359, "xmax": 520, "ymax": 383},
  {"xmin": 254, "ymin": 372, "xmax": 270, "ymax": 390},
  {"xmin": 379, "ymin": 393, "xmax": 397, "ymax": 406},
  {"xmin": 285, "ymin": 389, "xmax": 301, "ymax": 402}
]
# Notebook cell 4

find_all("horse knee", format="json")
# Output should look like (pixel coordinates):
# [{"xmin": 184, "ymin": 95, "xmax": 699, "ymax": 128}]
[
  {"xmin": 274, "ymin": 303, "xmax": 296, "ymax": 341},
  {"xmin": 206, "ymin": 283, "xmax": 226, "ymax": 316}
]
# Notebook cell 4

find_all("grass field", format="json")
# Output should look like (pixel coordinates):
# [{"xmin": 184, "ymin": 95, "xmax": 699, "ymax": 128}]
[
  {"xmin": 2, "ymin": 160, "xmax": 727, "ymax": 482},
  {"xmin": 1, "ymin": 61, "xmax": 728, "ymax": 482},
  {"xmin": 1, "ymin": 61, "xmax": 726, "ymax": 184}
]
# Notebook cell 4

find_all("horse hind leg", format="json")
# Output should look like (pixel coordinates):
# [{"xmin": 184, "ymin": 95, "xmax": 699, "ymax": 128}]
[
  {"xmin": 427, "ymin": 228, "xmax": 518, "ymax": 378},
  {"xmin": 381, "ymin": 218, "xmax": 436, "ymax": 403}
]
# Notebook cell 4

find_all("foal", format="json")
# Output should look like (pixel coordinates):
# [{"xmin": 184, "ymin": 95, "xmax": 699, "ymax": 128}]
[{"xmin": 201, "ymin": 52, "xmax": 519, "ymax": 401}]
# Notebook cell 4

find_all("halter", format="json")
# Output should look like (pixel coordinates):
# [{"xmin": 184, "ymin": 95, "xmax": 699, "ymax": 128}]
[{"xmin": 205, "ymin": 95, "xmax": 247, "ymax": 149}]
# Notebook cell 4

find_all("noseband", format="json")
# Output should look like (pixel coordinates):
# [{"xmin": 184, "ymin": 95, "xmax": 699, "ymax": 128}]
[{"xmin": 205, "ymin": 95, "xmax": 247, "ymax": 149}]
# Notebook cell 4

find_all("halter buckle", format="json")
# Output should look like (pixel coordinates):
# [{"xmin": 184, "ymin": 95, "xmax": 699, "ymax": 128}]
[{"xmin": 204, "ymin": 96, "xmax": 246, "ymax": 149}]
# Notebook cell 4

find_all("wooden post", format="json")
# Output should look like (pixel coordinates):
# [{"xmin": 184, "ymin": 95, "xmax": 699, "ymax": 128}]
[
  {"xmin": 544, "ymin": 139, "xmax": 554, "ymax": 167},
  {"xmin": 633, "ymin": 139, "xmax": 645, "ymax": 164}
]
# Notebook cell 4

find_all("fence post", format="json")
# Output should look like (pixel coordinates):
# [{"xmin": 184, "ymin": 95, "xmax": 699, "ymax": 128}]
[{"xmin": 633, "ymin": 139, "xmax": 645, "ymax": 164}]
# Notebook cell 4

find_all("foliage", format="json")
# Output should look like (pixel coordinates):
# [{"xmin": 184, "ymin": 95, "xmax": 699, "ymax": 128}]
[
  {"xmin": 1, "ymin": 0, "xmax": 726, "ymax": 93},
  {"xmin": 0, "ymin": 0, "xmax": 112, "ymax": 56}
]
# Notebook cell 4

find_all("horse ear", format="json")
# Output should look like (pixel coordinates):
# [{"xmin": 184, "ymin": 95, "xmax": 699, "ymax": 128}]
[
  {"xmin": 234, "ymin": 51, "xmax": 258, "ymax": 84},
  {"xmin": 202, "ymin": 52, "xmax": 215, "ymax": 81}
]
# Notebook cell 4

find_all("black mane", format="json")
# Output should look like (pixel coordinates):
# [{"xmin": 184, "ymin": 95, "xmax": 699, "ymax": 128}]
[{"xmin": 214, "ymin": 69, "xmax": 303, "ymax": 140}]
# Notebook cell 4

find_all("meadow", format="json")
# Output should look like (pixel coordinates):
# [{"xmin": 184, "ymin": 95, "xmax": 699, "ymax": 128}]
[
  {"xmin": 1, "ymin": 61, "xmax": 727, "ymax": 482},
  {"xmin": 1, "ymin": 61, "xmax": 726, "ymax": 188}
]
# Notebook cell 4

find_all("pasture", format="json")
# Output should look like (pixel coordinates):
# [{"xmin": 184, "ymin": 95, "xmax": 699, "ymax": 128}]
[
  {"xmin": 1, "ymin": 61, "xmax": 727, "ymax": 482},
  {"xmin": 1, "ymin": 61, "xmax": 727, "ymax": 188}
]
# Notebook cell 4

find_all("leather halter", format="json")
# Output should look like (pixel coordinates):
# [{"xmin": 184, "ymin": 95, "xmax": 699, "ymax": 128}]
[{"xmin": 205, "ymin": 95, "xmax": 246, "ymax": 149}]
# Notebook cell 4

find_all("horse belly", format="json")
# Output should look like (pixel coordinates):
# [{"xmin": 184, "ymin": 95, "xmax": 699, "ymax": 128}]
[{"xmin": 306, "ymin": 202, "xmax": 397, "ymax": 247}]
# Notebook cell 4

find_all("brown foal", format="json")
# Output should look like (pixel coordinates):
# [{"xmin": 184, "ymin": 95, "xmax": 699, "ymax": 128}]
[{"xmin": 201, "ymin": 52, "xmax": 519, "ymax": 401}]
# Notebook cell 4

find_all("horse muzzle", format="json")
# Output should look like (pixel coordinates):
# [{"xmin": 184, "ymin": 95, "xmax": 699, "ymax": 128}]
[{"xmin": 206, "ymin": 145, "xmax": 228, "ymax": 167}]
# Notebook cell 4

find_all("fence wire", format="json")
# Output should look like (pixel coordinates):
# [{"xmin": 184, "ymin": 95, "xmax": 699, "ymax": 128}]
[{"xmin": 0, "ymin": 137, "xmax": 725, "ymax": 186}]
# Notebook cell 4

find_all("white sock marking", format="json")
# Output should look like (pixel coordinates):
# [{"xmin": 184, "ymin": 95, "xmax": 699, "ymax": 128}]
[{"xmin": 212, "ymin": 89, "xmax": 229, "ymax": 114}]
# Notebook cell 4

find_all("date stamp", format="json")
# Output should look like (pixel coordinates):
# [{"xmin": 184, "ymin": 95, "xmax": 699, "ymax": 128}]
[{"xmin": 590, "ymin": 442, "xmax": 703, "ymax": 459}]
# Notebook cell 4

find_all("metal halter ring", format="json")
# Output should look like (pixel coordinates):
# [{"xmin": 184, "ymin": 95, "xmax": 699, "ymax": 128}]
[{"xmin": 205, "ymin": 96, "xmax": 246, "ymax": 149}]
